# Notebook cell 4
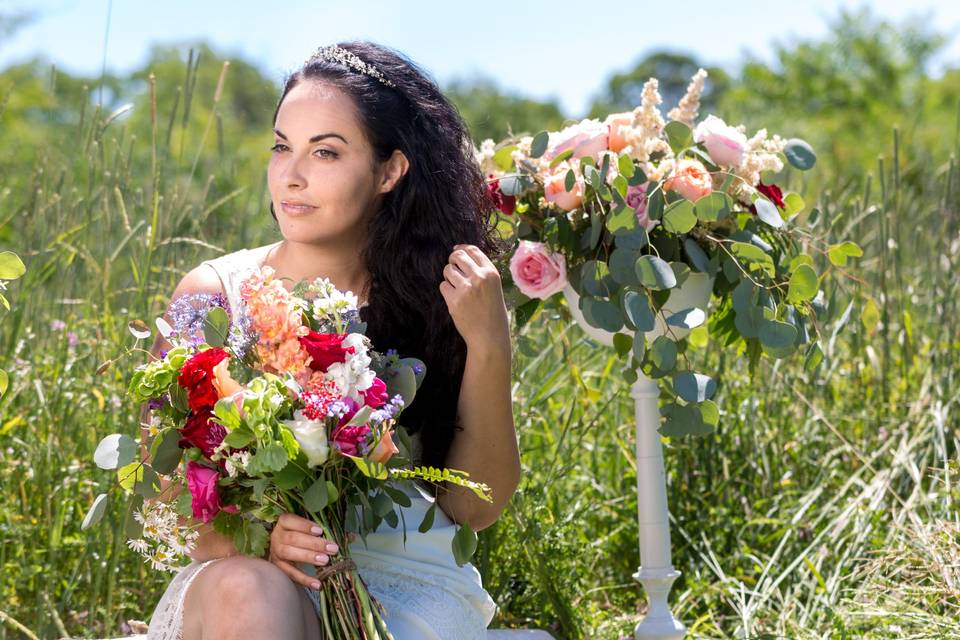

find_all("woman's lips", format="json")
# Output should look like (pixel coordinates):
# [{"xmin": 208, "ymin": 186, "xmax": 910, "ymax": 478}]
[{"xmin": 281, "ymin": 202, "xmax": 316, "ymax": 215}]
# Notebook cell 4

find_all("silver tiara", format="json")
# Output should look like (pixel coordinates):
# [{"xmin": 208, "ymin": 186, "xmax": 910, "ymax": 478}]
[{"xmin": 304, "ymin": 45, "xmax": 396, "ymax": 88}]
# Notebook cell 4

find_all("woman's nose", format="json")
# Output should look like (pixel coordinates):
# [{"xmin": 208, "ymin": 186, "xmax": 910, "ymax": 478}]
[{"xmin": 282, "ymin": 153, "xmax": 309, "ymax": 188}]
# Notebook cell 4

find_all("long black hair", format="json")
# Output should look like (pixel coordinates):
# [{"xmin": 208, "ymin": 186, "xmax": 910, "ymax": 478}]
[{"xmin": 270, "ymin": 41, "xmax": 508, "ymax": 477}]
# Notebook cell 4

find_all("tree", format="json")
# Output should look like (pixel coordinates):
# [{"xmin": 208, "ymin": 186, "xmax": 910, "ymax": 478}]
[{"xmin": 445, "ymin": 75, "xmax": 567, "ymax": 143}]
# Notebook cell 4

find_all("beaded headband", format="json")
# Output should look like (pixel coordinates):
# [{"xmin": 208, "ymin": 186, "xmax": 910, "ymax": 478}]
[{"xmin": 304, "ymin": 45, "xmax": 396, "ymax": 89}]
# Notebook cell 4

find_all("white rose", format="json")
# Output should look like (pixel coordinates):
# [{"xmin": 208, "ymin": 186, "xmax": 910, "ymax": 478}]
[
  {"xmin": 693, "ymin": 114, "xmax": 747, "ymax": 167},
  {"xmin": 283, "ymin": 409, "xmax": 329, "ymax": 467}
]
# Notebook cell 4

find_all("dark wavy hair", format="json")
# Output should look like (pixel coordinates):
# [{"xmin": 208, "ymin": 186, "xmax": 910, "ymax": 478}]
[{"xmin": 270, "ymin": 41, "xmax": 508, "ymax": 480}]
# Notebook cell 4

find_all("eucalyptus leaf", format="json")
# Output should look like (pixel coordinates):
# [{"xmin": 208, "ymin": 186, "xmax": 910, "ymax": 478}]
[
  {"xmin": 635, "ymin": 255, "xmax": 676, "ymax": 290},
  {"xmin": 623, "ymin": 291, "xmax": 655, "ymax": 332},
  {"xmin": 662, "ymin": 200, "xmax": 697, "ymax": 234},
  {"xmin": 784, "ymin": 138, "xmax": 817, "ymax": 170},
  {"xmin": 649, "ymin": 336, "xmax": 678, "ymax": 371},
  {"xmin": 666, "ymin": 307, "xmax": 706, "ymax": 329},
  {"xmin": 81, "ymin": 493, "xmax": 108, "ymax": 530},
  {"xmin": 673, "ymin": 371, "xmax": 717, "ymax": 403},
  {"xmin": 787, "ymin": 264, "xmax": 818, "ymax": 304},
  {"xmin": 94, "ymin": 433, "xmax": 138, "ymax": 470},
  {"xmin": 203, "ymin": 307, "xmax": 230, "ymax": 348},
  {"xmin": 530, "ymin": 130, "xmax": 549, "ymax": 158},
  {"xmin": 452, "ymin": 522, "xmax": 478, "ymax": 567},
  {"xmin": 755, "ymin": 197, "xmax": 784, "ymax": 228}
]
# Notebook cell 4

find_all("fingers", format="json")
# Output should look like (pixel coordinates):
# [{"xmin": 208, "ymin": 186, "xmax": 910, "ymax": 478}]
[
  {"xmin": 274, "ymin": 558, "xmax": 323, "ymax": 590},
  {"xmin": 443, "ymin": 263, "xmax": 470, "ymax": 288},
  {"xmin": 277, "ymin": 530, "xmax": 341, "ymax": 559},
  {"xmin": 277, "ymin": 512, "xmax": 322, "ymax": 535}
]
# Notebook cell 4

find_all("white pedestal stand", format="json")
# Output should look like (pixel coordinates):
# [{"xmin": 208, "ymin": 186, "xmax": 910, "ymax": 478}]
[{"xmin": 561, "ymin": 272, "xmax": 714, "ymax": 640}]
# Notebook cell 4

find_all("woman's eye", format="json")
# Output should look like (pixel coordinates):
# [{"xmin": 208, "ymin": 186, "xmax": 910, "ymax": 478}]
[
  {"xmin": 270, "ymin": 143, "xmax": 287, "ymax": 152},
  {"xmin": 269, "ymin": 143, "xmax": 336, "ymax": 159},
  {"xmin": 315, "ymin": 149, "xmax": 337, "ymax": 159}
]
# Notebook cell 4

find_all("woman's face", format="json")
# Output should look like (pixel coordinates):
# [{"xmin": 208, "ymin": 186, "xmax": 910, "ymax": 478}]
[{"xmin": 268, "ymin": 80, "xmax": 393, "ymax": 246}]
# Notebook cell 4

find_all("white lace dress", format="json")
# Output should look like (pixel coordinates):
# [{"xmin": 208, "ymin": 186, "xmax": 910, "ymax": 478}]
[{"xmin": 146, "ymin": 248, "xmax": 498, "ymax": 640}]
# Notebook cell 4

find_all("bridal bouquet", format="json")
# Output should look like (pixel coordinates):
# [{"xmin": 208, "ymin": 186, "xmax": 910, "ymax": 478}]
[
  {"xmin": 478, "ymin": 68, "xmax": 860, "ymax": 438},
  {"xmin": 83, "ymin": 265, "xmax": 492, "ymax": 639}
]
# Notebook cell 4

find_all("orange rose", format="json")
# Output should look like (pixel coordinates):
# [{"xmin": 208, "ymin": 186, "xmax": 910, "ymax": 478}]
[
  {"xmin": 368, "ymin": 428, "xmax": 400, "ymax": 465},
  {"xmin": 665, "ymin": 159, "xmax": 713, "ymax": 202},
  {"xmin": 543, "ymin": 162, "xmax": 584, "ymax": 211},
  {"xmin": 211, "ymin": 358, "xmax": 247, "ymax": 413}
]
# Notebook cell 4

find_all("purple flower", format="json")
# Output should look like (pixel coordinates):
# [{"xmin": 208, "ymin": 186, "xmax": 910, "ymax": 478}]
[
  {"xmin": 67, "ymin": 332, "xmax": 78, "ymax": 348},
  {"xmin": 50, "ymin": 319, "xmax": 66, "ymax": 331}
]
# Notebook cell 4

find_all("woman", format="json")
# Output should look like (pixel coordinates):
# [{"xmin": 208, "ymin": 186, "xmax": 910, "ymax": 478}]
[{"xmin": 144, "ymin": 41, "xmax": 520, "ymax": 639}]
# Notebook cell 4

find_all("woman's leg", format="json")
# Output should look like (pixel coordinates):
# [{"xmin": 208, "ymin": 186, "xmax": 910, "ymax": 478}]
[{"xmin": 180, "ymin": 555, "xmax": 321, "ymax": 640}]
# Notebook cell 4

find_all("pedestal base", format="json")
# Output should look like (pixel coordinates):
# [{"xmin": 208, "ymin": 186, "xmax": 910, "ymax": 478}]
[{"xmin": 633, "ymin": 567, "xmax": 686, "ymax": 639}]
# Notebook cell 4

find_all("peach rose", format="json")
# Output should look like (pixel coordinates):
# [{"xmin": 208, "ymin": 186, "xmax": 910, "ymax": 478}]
[
  {"xmin": 693, "ymin": 115, "xmax": 747, "ymax": 167},
  {"xmin": 509, "ymin": 240, "xmax": 567, "ymax": 300},
  {"xmin": 368, "ymin": 428, "xmax": 399, "ymax": 465},
  {"xmin": 544, "ymin": 119, "xmax": 608, "ymax": 163},
  {"xmin": 604, "ymin": 111, "xmax": 634, "ymax": 153},
  {"xmin": 665, "ymin": 159, "xmax": 713, "ymax": 202},
  {"xmin": 211, "ymin": 357, "xmax": 247, "ymax": 413},
  {"xmin": 543, "ymin": 162, "xmax": 584, "ymax": 211}
]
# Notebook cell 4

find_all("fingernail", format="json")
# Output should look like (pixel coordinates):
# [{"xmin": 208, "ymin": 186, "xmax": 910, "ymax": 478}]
[
  {"xmin": 310, "ymin": 526, "xmax": 323, "ymax": 535},
  {"xmin": 315, "ymin": 554, "xmax": 329, "ymax": 564},
  {"xmin": 326, "ymin": 543, "xmax": 339, "ymax": 554},
  {"xmin": 311, "ymin": 581, "xmax": 320, "ymax": 589}
]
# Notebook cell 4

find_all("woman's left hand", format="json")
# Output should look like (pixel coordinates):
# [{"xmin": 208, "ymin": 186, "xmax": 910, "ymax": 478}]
[{"xmin": 439, "ymin": 244, "xmax": 511, "ymax": 352}]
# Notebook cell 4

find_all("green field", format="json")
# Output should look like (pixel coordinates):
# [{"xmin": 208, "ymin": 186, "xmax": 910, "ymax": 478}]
[{"xmin": 1, "ymin": 10, "xmax": 958, "ymax": 639}]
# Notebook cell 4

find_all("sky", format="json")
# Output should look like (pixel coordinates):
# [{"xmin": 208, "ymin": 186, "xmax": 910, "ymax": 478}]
[{"xmin": 1, "ymin": 0, "xmax": 958, "ymax": 118}]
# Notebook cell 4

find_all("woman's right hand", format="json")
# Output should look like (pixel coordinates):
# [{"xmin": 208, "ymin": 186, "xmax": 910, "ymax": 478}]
[{"xmin": 268, "ymin": 512, "xmax": 345, "ymax": 589}]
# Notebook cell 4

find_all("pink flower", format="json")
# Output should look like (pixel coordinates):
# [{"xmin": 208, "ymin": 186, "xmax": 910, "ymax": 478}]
[
  {"xmin": 604, "ymin": 111, "xmax": 634, "ymax": 153},
  {"xmin": 693, "ymin": 115, "xmax": 747, "ymax": 167},
  {"xmin": 332, "ymin": 424, "xmax": 372, "ymax": 457},
  {"xmin": 361, "ymin": 377, "xmax": 388, "ymax": 409},
  {"xmin": 544, "ymin": 119, "xmax": 609, "ymax": 163},
  {"xmin": 626, "ymin": 182, "xmax": 658, "ymax": 231},
  {"xmin": 509, "ymin": 240, "xmax": 567, "ymax": 300},
  {"xmin": 543, "ymin": 162, "xmax": 584, "ymax": 211},
  {"xmin": 665, "ymin": 159, "xmax": 713, "ymax": 202},
  {"xmin": 186, "ymin": 461, "xmax": 222, "ymax": 524}
]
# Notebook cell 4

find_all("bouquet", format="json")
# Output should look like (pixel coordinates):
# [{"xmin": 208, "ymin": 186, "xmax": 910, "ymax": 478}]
[
  {"xmin": 83, "ymin": 265, "xmax": 492, "ymax": 639},
  {"xmin": 478, "ymin": 68, "xmax": 860, "ymax": 438}
]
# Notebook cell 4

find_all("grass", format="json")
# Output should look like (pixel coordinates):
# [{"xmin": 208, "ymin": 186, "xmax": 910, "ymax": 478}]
[{"xmin": 0, "ymin": 58, "xmax": 958, "ymax": 639}]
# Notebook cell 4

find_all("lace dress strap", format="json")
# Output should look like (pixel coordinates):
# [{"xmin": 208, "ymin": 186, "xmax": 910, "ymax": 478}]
[{"xmin": 198, "ymin": 249, "xmax": 259, "ymax": 319}]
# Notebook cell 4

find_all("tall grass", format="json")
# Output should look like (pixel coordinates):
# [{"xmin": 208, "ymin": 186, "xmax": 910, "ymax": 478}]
[{"xmin": 0, "ymin": 55, "xmax": 957, "ymax": 639}]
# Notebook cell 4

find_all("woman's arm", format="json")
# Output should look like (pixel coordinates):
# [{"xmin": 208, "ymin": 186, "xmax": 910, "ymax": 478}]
[{"xmin": 436, "ymin": 243, "xmax": 521, "ymax": 531}]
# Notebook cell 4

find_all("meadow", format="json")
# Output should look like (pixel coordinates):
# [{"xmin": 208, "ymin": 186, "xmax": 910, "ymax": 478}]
[{"xmin": 1, "ymin": 15, "xmax": 958, "ymax": 639}]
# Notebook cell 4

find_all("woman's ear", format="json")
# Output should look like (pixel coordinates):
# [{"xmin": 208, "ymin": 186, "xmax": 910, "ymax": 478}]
[{"xmin": 379, "ymin": 149, "xmax": 410, "ymax": 194}]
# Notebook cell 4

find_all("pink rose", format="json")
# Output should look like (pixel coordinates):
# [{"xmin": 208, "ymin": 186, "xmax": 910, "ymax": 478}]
[
  {"xmin": 543, "ymin": 162, "xmax": 584, "ymax": 211},
  {"xmin": 626, "ymin": 182, "xmax": 657, "ymax": 232},
  {"xmin": 361, "ymin": 377, "xmax": 388, "ymax": 409},
  {"xmin": 693, "ymin": 115, "xmax": 747, "ymax": 167},
  {"xmin": 544, "ymin": 119, "xmax": 608, "ymax": 163},
  {"xmin": 604, "ymin": 111, "xmax": 634, "ymax": 153},
  {"xmin": 186, "ymin": 461, "xmax": 222, "ymax": 524},
  {"xmin": 665, "ymin": 159, "xmax": 713, "ymax": 202},
  {"xmin": 509, "ymin": 240, "xmax": 567, "ymax": 300}
]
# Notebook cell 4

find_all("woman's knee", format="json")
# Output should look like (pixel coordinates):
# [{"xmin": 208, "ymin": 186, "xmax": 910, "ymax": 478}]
[{"xmin": 207, "ymin": 556, "xmax": 300, "ymax": 608}]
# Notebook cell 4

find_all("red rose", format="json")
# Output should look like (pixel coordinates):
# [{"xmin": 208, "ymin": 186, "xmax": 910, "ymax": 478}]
[
  {"xmin": 487, "ymin": 174, "xmax": 516, "ymax": 216},
  {"xmin": 178, "ymin": 408, "xmax": 227, "ymax": 459},
  {"xmin": 178, "ymin": 347, "xmax": 230, "ymax": 411},
  {"xmin": 299, "ymin": 331, "xmax": 354, "ymax": 372},
  {"xmin": 362, "ymin": 377, "xmax": 388, "ymax": 409},
  {"xmin": 756, "ymin": 180, "xmax": 785, "ymax": 209}
]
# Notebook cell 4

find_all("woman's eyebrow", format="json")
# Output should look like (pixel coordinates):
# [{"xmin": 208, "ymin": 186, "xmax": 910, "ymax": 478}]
[{"xmin": 273, "ymin": 129, "xmax": 349, "ymax": 144}]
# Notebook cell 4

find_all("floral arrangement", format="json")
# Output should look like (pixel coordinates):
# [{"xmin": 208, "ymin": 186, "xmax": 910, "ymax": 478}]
[
  {"xmin": 83, "ymin": 266, "xmax": 491, "ymax": 638},
  {"xmin": 476, "ymin": 68, "xmax": 861, "ymax": 437}
]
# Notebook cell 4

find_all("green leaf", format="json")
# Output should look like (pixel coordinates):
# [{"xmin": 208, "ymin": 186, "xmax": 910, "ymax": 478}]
[
  {"xmin": 348, "ymin": 455, "xmax": 389, "ymax": 480},
  {"xmin": 606, "ymin": 203, "xmax": 637, "ymax": 234},
  {"xmin": 581, "ymin": 297, "xmax": 624, "ymax": 332},
  {"xmin": 564, "ymin": 168, "xmax": 576, "ymax": 192},
  {"xmin": 699, "ymin": 399, "xmax": 720, "ymax": 428},
  {"xmin": 81, "ymin": 493, "xmax": 108, "ymax": 530},
  {"xmin": 452, "ymin": 521, "xmax": 478, "ymax": 567},
  {"xmin": 117, "ymin": 461, "xmax": 145, "ymax": 493},
  {"xmin": 493, "ymin": 145, "xmax": 517, "ymax": 171},
  {"xmin": 134, "ymin": 465, "xmax": 160, "ymax": 499},
  {"xmin": 213, "ymin": 397, "xmax": 242, "ymax": 431},
  {"xmin": 304, "ymin": 478, "xmax": 330, "ymax": 513},
  {"xmin": 0, "ymin": 369, "xmax": 5, "ymax": 398},
  {"xmin": 665, "ymin": 121, "xmax": 693, "ymax": 154},
  {"xmin": 662, "ymin": 200, "xmax": 697, "ymax": 234},
  {"xmin": 755, "ymin": 197, "xmax": 784, "ymax": 228},
  {"xmin": 617, "ymin": 153, "xmax": 635, "ymax": 178},
  {"xmin": 383, "ymin": 484, "xmax": 413, "ymax": 508},
  {"xmin": 684, "ymin": 238, "xmax": 711, "ymax": 273},
  {"xmin": 248, "ymin": 443, "xmax": 288, "ymax": 474},
  {"xmin": 673, "ymin": 372, "xmax": 717, "ymax": 402},
  {"xmin": 623, "ymin": 291, "xmax": 655, "ymax": 332},
  {"xmin": 658, "ymin": 403, "xmax": 711, "ymax": 437},
  {"xmin": 784, "ymin": 138, "xmax": 817, "ymax": 170},
  {"xmin": 372, "ymin": 492, "xmax": 394, "ymax": 518},
  {"xmin": 666, "ymin": 307, "xmax": 706, "ymax": 329},
  {"xmin": 223, "ymin": 427, "xmax": 255, "ymax": 449},
  {"xmin": 730, "ymin": 242, "xmax": 775, "ymax": 277},
  {"xmin": 94, "ymin": 433, "xmax": 138, "ymax": 470},
  {"xmin": 0, "ymin": 251, "xmax": 26, "ymax": 280},
  {"xmin": 548, "ymin": 148, "xmax": 574, "ymax": 169},
  {"xmin": 647, "ymin": 184, "xmax": 664, "ymax": 220},
  {"xmin": 150, "ymin": 429, "xmax": 183, "ymax": 475},
  {"xmin": 783, "ymin": 192, "xmax": 805, "ymax": 217},
  {"xmin": 827, "ymin": 241, "xmax": 863, "ymax": 267},
  {"xmin": 169, "ymin": 383, "xmax": 189, "ymax": 413},
  {"xmin": 632, "ymin": 330, "xmax": 647, "ymax": 362},
  {"xmin": 612, "ymin": 333, "xmax": 633, "ymax": 358},
  {"xmin": 635, "ymin": 255, "xmax": 676, "ymax": 290},
  {"xmin": 125, "ymin": 494, "xmax": 145, "ymax": 539},
  {"xmin": 386, "ymin": 364, "xmax": 418, "ymax": 410},
  {"xmin": 203, "ymin": 307, "xmax": 230, "ymax": 348},
  {"xmin": 787, "ymin": 264, "xmax": 818, "ymax": 304},
  {"xmin": 273, "ymin": 461, "xmax": 308, "ymax": 491},
  {"xmin": 530, "ymin": 130, "xmax": 549, "ymax": 158},
  {"xmin": 693, "ymin": 192, "xmax": 731, "ymax": 222},
  {"xmin": 759, "ymin": 318, "xmax": 798, "ymax": 349},
  {"xmin": 418, "ymin": 501, "xmax": 437, "ymax": 533},
  {"xmin": 609, "ymin": 248, "xmax": 640, "ymax": 286},
  {"xmin": 649, "ymin": 336, "xmax": 678, "ymax": 371}
]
